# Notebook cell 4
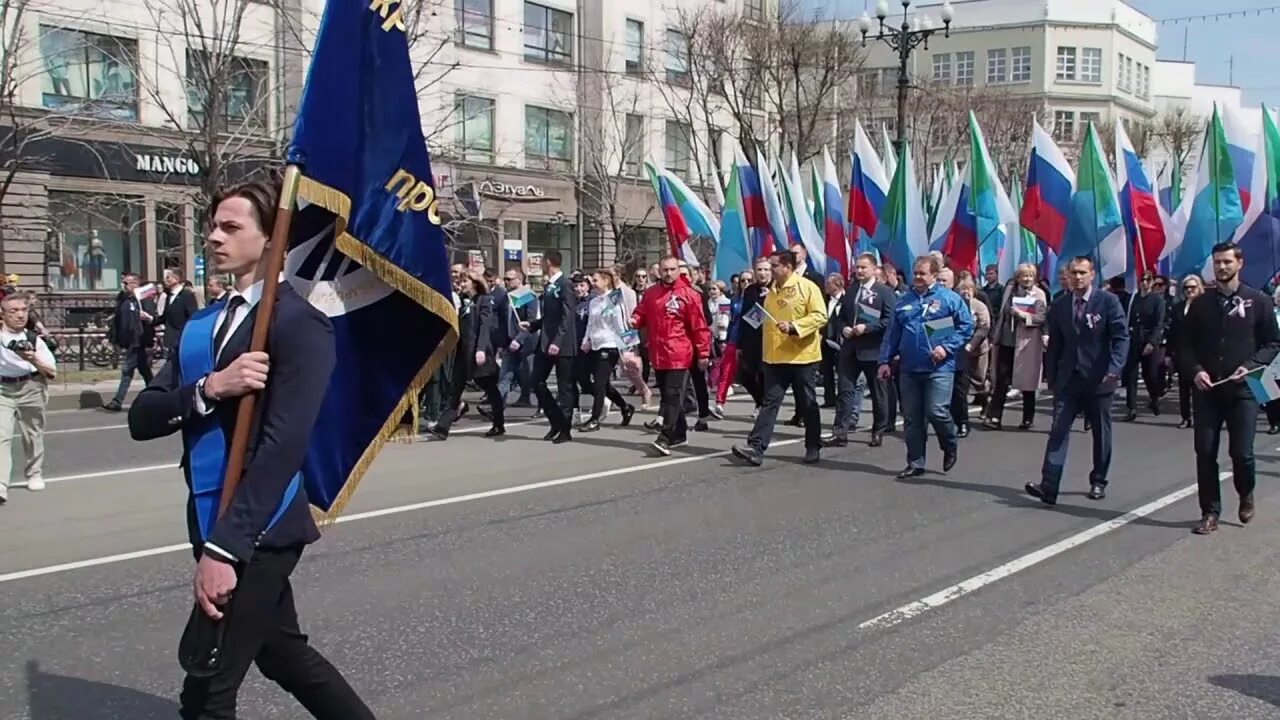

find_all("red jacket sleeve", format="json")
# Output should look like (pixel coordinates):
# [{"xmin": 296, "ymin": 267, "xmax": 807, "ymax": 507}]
[{"xmin": 685, "ymin": 288, "xmax": 712, "ymax": 359}]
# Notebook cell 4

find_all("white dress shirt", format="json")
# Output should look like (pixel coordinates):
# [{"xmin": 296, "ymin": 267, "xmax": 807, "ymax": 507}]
[{"xmin": 0, "ymin": 327, "xmax": 54, "ymax": 378}]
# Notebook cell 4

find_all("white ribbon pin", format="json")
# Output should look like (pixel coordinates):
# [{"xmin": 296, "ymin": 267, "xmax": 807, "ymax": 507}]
[{"xmin": 1229, "ymin": 296, "xmax": 1249, "ymax": 318}]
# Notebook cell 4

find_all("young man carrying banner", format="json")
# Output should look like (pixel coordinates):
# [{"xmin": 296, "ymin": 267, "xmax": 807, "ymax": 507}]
[{"xmin": 129, "ymin": 179, "xmax": 375, "ymax": 719}]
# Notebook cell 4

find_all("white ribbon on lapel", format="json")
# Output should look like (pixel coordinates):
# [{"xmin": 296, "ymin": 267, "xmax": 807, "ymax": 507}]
[{"xmin": 1229, "ymin": 296, "xmax": 1248, "ymax": 318}]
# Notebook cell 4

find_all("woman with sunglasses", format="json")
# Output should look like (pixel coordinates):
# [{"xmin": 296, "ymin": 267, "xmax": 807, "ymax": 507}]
[{"xmin": 1168, "ymin": 275, "xmax": 1203, "ymax": 429}]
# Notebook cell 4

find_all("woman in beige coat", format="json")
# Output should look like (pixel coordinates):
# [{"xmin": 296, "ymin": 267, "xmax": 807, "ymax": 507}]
[{"xmin": 984, "ymin": 263, "xmax": 1048, "ymax": 430}]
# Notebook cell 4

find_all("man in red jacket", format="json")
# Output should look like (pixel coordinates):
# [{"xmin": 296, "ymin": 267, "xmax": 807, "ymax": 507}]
[{"xmin": 632, "ymin": 256, "xmax": 712, "ymax": 456}]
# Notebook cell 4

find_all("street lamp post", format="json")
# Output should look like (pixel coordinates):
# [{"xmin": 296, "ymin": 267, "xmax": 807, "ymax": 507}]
[{"xmin": 858, "ymin": 0, "xmax": 954, "ymax": 154}]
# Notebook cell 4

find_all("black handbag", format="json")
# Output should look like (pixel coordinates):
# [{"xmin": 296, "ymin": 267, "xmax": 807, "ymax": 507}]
[{"xmin": 178, "ymin": 601, "xmax": 231, "ymax": 677}]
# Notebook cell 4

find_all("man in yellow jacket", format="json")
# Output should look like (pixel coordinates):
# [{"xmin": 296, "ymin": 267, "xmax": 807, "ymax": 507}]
[{"xmin": 732, "ymin": 249, "xmax": 828, "ymax": 466}]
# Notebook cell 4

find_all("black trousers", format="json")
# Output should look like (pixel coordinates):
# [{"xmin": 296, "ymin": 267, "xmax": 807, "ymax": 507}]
[
  {"xmin": 949, "ymin": 364, "xmax": 971, "ymax": 429},
  {"xmin": 737, "ymin": 354, "xmax": 764, "ymax": 405},
  {"xmin": 886, "ymin": 369, "xmax": 899, "ymax": 429},
  {"xmin": 1123, "ymin": 344, "xmax": 1165, "ymax": 410},
  {"xmin": 986, "ymin": 345, "xmax": 1037, "ymax": 424},
  {"xmin": 837, "ymin": 354, "xmax": 889, "ymax": 434},
  {"xmin": 820, "ymin": 343, "xmax": 837, "ymax": 404},
  {"xmin": 476, "ymin": 374, "xmax": 504, "ymax": 430},
  {"xmin": 1192, "ymin": 389, "xmax": 1258, "ymax": 516},
  {"xmin": 588, "ymin": 349, "xmax": 628, "ymax": 421},
  {"xmin": 179, "ymin": 548, "xmax": 373, "ymax": 720},
  {"xmin": 1178, "ymin": 371, "xmax": 1195, "ymax": 422},
  {"xmin": 656, "ymin": 369, "xmax": 689, "ymax": 443},
  {"xmin": 748, "ymin": 362, "xmax": 822, "ymax": 452},
  {"xmin": 533, "ymin": 353, "xmax": 575, "ymax": 432},
  {"xmin": 1267, "ymin": 399, "xmax": 1280, "ymax": 427},
  {"xmin": 687, "ymin": 362, "xmax": 711, "ymax": 417}
]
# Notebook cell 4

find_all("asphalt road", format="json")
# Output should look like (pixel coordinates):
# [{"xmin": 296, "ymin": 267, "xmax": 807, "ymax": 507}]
[{"xmin": 2, "ymin": 393, "xmax": 1280, "ymax": 719}]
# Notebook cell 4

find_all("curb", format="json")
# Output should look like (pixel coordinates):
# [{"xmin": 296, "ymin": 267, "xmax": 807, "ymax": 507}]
[{"xmin": 47, "ymin": 390, "xmax": 140, "ymax": 412}]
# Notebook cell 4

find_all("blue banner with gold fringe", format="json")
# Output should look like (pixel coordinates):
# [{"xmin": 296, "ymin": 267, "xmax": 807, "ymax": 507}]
[{"xmin": 284, "ymin": 0, "xmax": 458, "ymax": 520}]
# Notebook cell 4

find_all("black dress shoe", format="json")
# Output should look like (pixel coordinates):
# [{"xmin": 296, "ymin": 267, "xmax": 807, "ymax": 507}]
[
  {"xmin": 956, "ymin": 424, "xmax": 970, "ymax": 439},
  {"xmin": 484, "ymin": 426, "xmax": 505, "ymax": 438},
  {"xmin": 822, "ymin": 435, "xmax": 848, "ymax": 448},
  {"xmin": 1177, "ymin": 419, "xmax": 1192, "ymax": 429},
  {"xmin": 984, "ymin": 417, "xmax": 1003, "ymax": 430},
  {"xmin": 543, "ymin": 428, "xmax": 559, "ymax": 441},
  {"xmin": 1025, "ymin": 482, "xmax": 1057, "ymax": 506},
  {"xmin": 644, "ymin": 419, "xmax": 661, "ymax": 432},
  {"xmin": 552, "ymin": 430, "xmax": 573, "ymax": 444},
  {"xmin": 1192, "ymin": 513, "xmax": 1219, "ymax": 535},
  {"xmin": 1149, "ymin": 401, "xmax": 1161, "ymax": 417},
  {"xmin": 943, "ymin": 450, "xmax": 958, "ymax": 472},
  {"xmin": 578, "ymin": 419, "xmax": 601, "ymax": 433},
  {"xmin": 896, "ymin": 466, "xmax": 925, "ymax": 479},
  {"xmin": 102, "ymin": 400, "xmax": 123, "ymax": 412},
  {"xmin": 1083, "ymin": 420, "xmax": 1093, "ymax": 432},
  {"xmin": 1087, "ymin": 484, "xmax": 1106, "ymax": 500},
  {"xmin": 1269, "ymin": 425, "xmax": 1280, "ymax": 436},
  {"xmin": 426, "ymin": 424, "xmax": 448, "ymax": 441},
  {"xmin": 1018, "ymin": 419, "xmax": 1034, "ymax": 430},
  {"xmin": 731, "ymin": 445, "xmax": 763, "ymax": 466},
  {"xmin": 786, "ymin": 415, "xmax": 804, "ymax": 428},
  {"xmin": 869, "ymin": 432, "xmax": 883, "ymax": 447},
  {"xmin": 1123, "ymin": 410, "xmax": 1137, "ymax": 422},
  {"xmin": 803, "ymin": 448, "xmax": 821, "ymax": 464},
  {"xmin": 1240, "ymin": 494, "xmax": 1256, "ymax": 524},
  {"xmin": 620, "ymin": 404, "xmax": 636, "ymax": 427},
  {"xmin": 694, "ymin": 419, "xmax": 710, "ymax": 432}
]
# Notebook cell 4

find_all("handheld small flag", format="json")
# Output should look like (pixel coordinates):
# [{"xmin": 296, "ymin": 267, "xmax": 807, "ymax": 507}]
[
  {"xmin": 509, "ymin": 285, "xmax": 536, "ymax": 309},
  {"xmin": 1242, "ymin": 362, "xmax": 1278, "ymax": 402},
  {"xmin": 742, "ymin": 302, "xmax": 775, "ymax": 330},
  {"xmin": 924, "ymin": 316, "xmax": 957, "ymax": 343},
  {"xmin": 857, "ymin": 302, "xmax": 880, "ymax": 325}
]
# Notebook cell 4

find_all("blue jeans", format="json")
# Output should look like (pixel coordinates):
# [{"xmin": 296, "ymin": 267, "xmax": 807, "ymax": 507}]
[
  {"xmin": 832, "ymin": 361, "xmax": 866, "ymax": 435},
  {"xmin": 111, "ymin": 345, "xmax": 153, "ymax": 405},
  {"xmin": 899, "ymin": 371, "xmax": 957, "ymax": 470},
  {"xmin": 498, "ymin": 348, "xmax": 534, "ymax": 402}
]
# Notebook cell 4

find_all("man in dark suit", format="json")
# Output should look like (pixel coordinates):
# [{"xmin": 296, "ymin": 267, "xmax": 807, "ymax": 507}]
[
  {"xmin": 205, "ymin": 275, "xmax": 230, "ymax": 305},
  {"xmin": 828, "ymin": 252, "xmax": 895, "ymax": 447},
  {"xmin": 1180, "ymin": 242, "xmax": 1280, "ymax": 534},
  {"xmin": 530, "ymin": 250, "xmax": 577, "ymax": 443},
  {"xmin": 499, "ymin": 269, "xmax": 539, "ymax": 407},
  {"xmin": 1120, "ymin": 271, "xmax": 1167, "ymax": 421},
  {"xmin": 157, "ymin": 268, "xmax": 201, "ymax": 356},
  {"xmin": 127, "ymin": 179, "xmax": 373, "ymax": 719},
  {"xmin": 103, "ymin": 273, "xmax": 156, "ymax": 412},
  {"xmin": 1027, "ymin": 256, "xmax": 1130, "ymax": 506}
]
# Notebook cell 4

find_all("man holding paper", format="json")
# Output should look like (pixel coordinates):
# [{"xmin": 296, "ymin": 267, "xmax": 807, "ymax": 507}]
[
  {"xmin": 1179, "ymin": 242, "xmax": 1280, "ymax": 535},
  {"xmin": 1027, "ymin": 256, "xmax": 1128, "ymax": 507},
  {"xmin": 878, "ymin": 255, "xmax": 973, "ymax": 478},
  {"xmin": 830, "ymin": 253, "xmax": 896, "ymax": 447},
  {"xmin": 732, "ymin": 249, "xmax": 828, "ymax": 467}
]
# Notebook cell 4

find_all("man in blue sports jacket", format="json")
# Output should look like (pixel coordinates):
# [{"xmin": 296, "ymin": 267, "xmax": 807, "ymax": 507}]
[
  {"xmin": 1027, "ymin": 255, "xmax": 1130, "ymax": 506},
  {"xmin": 879, "ymin": 254, "xmax": 974, "ymax": 478}
]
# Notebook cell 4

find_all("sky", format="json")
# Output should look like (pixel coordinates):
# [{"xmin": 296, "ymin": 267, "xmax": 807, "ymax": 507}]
[{"xmin": 800, "ymin": 0, "xmax": 1280, "ymax": 107}]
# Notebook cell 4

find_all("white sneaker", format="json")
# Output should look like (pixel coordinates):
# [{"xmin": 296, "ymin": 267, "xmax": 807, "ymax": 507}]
[{"xmin": 26, "ymin": 476, "xmax": 45, "ymax": 491}]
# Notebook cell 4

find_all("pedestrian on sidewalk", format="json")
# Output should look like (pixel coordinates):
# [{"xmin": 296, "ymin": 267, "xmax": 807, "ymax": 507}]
[
  {"xmin": 103, "ymin": 272, "xmax": 156, "ymax": 412},
  {"xmin": 1179, "ymin": 242, "xmax": 1280, "ymax": 535},
  {"xmin": 0, "ymin": 293, "xmax": 56, "ymax": 505}
]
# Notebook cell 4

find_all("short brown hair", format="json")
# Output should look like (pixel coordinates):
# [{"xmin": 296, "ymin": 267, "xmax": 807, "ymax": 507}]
[
  {"xmin": 914, "ymin": 255, "xmax": 942, "ymax": 275},
  {"xmin": 208, "ymin": 173, "xmax": 281, "ymax": 235}
]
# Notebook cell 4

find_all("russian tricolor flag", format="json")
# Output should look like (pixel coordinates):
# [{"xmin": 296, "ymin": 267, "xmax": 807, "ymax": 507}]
[
  {"xmin": 733, "ymin": 144, "xmax": 780, "ymax": 259},
  {"xmin": 1116, "ymin": 121, "xmax": 1168, "ymax": 279},
  {"xmin": 820, "ymin": 146, "xmax": 850, "ymax": 278},
  {"xmin": 1020, "ymin": 118, "xmax": 1074, "ymax": 256},
  {"xmin": 848, "ymin": 120, "xmax": 889, "ymax": 257}
]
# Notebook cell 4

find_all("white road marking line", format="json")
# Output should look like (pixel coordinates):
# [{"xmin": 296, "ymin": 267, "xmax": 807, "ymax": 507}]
[
  {"xmin": 9, "ymin": 463, "xmax": 177, "ymax": 489},
  {"xmin": 40, "ymin": 424, "xmax": 129, "ymax": 435},
  {"xmin": 0, "ymin": 437, "xmax": 806, "ymax": 584},
  {"xmin": 856, "ymin": 472, "xmax": 1228, "ymax": 631}
]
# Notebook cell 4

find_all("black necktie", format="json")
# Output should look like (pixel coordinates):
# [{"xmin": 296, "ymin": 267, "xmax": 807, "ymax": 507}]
[{"xmin": 212, "ymin": 296, "xmax": 246, "ymax": 357}]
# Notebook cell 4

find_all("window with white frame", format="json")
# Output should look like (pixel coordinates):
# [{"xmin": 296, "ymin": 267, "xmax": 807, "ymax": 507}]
[
  {"xmin": 1011, "ymin": 46, "xmax": 1031, "ymax": 82},
  {"xmin": 625, "ymin": 19, "xmax": 643, "ymax": 74},
  {"xmin": 986, "ymin": 48, "xmax": 1008, "ymax": 84},
  {"xmin": 454, "ymin": 94, "xmax": 495, "ymax": 164},
  {"xmin": 1056, "ymin": 46, "xmax": 1077, "ymax": 81},
  {"xmin": 1117, "ymin": 53, "xmax": 1128, "ymax": 91},
  {"xmin": 523, "ymin": 2, "xmax": 572, "ymax": 64},
  {"xmin": 956, "ymin": 51, "xmax": 975, "ymax": 86},
  {"xmin": 455, "ymin": 0, "xmax": 493, "ymax": 50},
  {"xmin": 665, "ymin": 120, "xmax": 693, "ymax": 179},
  {"xmin": 1081, "ymin": 47, "xmax": 1102, "ymax": 83},
  {"xmin": 932, "ymin": 53, "xmax": 952, "ymax": 84},
  {"xmin": 525, "ymin": 105, "xmax": 574, "ymax": 171},
  {"xmin": 1053, "ymin": 110, "xmax": 1075, "ymax": 141}
]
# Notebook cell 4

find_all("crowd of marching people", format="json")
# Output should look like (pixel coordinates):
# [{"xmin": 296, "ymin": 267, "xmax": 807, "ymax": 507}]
[{"xmin": 424, "ymin": 240, "xmax": 1280, "ymax": 534}]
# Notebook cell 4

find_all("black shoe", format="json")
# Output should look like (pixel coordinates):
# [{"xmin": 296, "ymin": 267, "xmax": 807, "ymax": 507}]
[
  {"xmin": 578, "ymin": 419, "xmax": 601, "ymax": 433},
  {"xmin": 984, "ymin": 417, "xmax": 1003, "ymax": 430},
  {"xmin": 644, "ymin": 419, "xmax": 661, "ymax": 432},
  {"xmin": 869, "ymin": 432, "xmax": 883, "ymax": 447},
  {"xmin": 1269, "ymin": 425, "xmax": 1280, "ymax": 436},
  {"xmin": 478, "ymin": 406, "xmax": 493, "ymax": 420},
  {"xmin": 1123, "ymin": 410, "xmax": 1137, "ymax": 423},
  {"xmin": 1087, "ymin": 484, "xmax": 1106, "ymax": 500},
  {"xmin": 786, "ymin": 415, "xmax": 804, "ymax": 428},
  {"xmin": 532, "ymin": 409, "xmax": 545, "ymax": 419},
  {"xmin": 1178, "ymin": 418, "xmax": 1192, "ymax": 429},
  {"xmin": 956, "ymin": 424, "xmax": 970, "ymax": 439},
  {"xmin": 484, "ymin": 426, "xmax": 505, "ymax": 438},
  {"xmin": 731, "ymin": 444, "xmax": 763, "ymax": 466},
  {"xmin": 1192, "ymin": 513, "xmax": 1219, "ymax": 535},
  {"xmin": 896, "ymin": 466, "xmax": 925, "ymax": 479},
  {"xmin": 552, "ymin": 430, "xmax": 573, "ymax": 444},
  {"xmin": 694, "ymin": 419, "xmax": 710, "ymax": 432},
  {"xmin": 620, "ymin": 404, "xmax": 636, "ymax": 427},
  {"xmin": 803, "ymin": 448, "xmax": 821, "ymax": 464},
  {"xmin": 543, "ymin": 428, "xmax": 559, "ymax": 441},
  {"xmin": 943, "ymin": 449, "xmax": 958, "ymax": 472},
  {"xmin": 456, "ymin": 402, "xmax": 470, "ymax": 421},
  {"xmin": 1240, "ymin": 493, "xmax": 1256, "ymax": 524},
  {"xmin": 821, "ymin": 435, "xmax": 847, "ymax": 448},
  {"xmin": 425, "ymin": 423, "xmax": 448, "ymax": 440},
  {"xmin": 1149, "ymin": 401, "xmax": 1161, "ymax": 417},
  {"xmin": 668, "ymin": 437, "xmax": 689, "ymax": 449},
  {"xmin": 1083, "ymin": 421, "xmax": 1093, "ymax": 432},
  {"xmin": 651, "ymin": 438, "xmax": 671, "ymax": 456},
  {"xmin": 102, "ymin": 400, "xmax": 123, "ymax": 412},
  {"xmin": 1025, "ymin": 482, "xmax": 1057, "ymax": 506}
]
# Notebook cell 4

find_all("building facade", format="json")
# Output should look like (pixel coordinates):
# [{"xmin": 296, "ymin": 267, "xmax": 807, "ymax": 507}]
[{"xmin": 1, "ymin": 0, "xmax": 306, "ymax": 325}]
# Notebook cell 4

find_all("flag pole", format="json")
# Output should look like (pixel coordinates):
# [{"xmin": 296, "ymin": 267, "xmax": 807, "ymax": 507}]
[{"xmin": 216, "ymin": 164, "xmax": 302, "ymax": 517}]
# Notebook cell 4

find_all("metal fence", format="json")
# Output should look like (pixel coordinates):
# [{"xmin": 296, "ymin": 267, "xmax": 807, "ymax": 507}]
[{"xmin": 45, "ymin": 328, "xmax": 122, "ymax": 371}]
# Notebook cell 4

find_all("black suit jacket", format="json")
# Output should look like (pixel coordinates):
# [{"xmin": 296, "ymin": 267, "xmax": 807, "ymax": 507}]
[
  {"xmin": 1126, "ymin": 291, "xmax": 1166, "ymax": 349},
  {"xmin": 158, "ymin": 286, "xmax": 200, "ymax": 350},
  {"xmin": 535, "ymin": 273, "xmax": 578, "ymax": 356},
  {"xmin": 1045, "ymin": 290, "xmax": 1130, "ymax": 395},
  {"xmin": 127, "ymin": 282, "xmax": 330, "ymax": 561},
  {"xmin": 834, "ymin": 281, "xmax": 896, "ymax": 362}
]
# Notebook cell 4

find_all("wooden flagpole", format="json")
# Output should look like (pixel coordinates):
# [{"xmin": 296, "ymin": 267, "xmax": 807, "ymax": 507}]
[{"xmin": 216, "ymin": 164, "xmax": 302, "ymax": 516}]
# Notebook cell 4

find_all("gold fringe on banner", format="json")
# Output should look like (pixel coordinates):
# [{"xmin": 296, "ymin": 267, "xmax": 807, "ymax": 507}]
[{"xmin": 294, "ymin": 175, "xmax": 460, "ymax": 527}]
